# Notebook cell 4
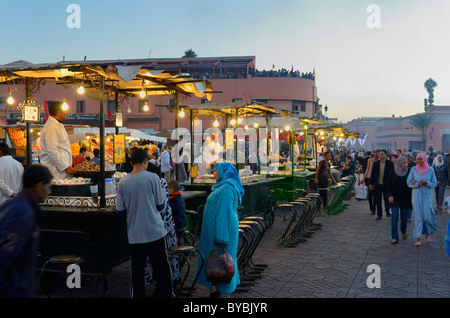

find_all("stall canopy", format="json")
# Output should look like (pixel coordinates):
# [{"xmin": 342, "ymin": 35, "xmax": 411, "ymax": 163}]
[
  {"xmin": 0, "ymin": 59, "xmax": 214, "ymax": 100},
  {"xmin": 174, "ymin": 101, "xmax": 291, "ymax": 119}
]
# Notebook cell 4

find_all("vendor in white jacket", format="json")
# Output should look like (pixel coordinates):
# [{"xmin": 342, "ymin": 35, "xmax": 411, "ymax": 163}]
[
  {"xmin": 39, "ymin": 101, "xmax": 77, "ymax": 180},
  {"xmin": 0, "ymin": 143, "xmax": 24, "ymax": 204}
]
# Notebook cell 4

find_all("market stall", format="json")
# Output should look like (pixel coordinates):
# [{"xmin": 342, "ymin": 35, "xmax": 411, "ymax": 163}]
[{"xmin": 0, "ymin": 59, "xmax": 214, "ymax": 294}]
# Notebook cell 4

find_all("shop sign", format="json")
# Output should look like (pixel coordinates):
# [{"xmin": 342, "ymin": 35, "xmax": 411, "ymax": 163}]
[
  {"xmin": 18, "ymin": 98, "xmax": 44, "ymax": 124},
  {"xmin": 114, "ymin": 134, "xmax": 125, "ymax": 164}
]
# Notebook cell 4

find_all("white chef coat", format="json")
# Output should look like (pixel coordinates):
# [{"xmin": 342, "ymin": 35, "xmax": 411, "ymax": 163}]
[
  {"xmin": 39, "ymin": 116, "xmax": 73, "ymax": 180},
  {"xmin": 0, "ymin": 155, "xmax": 24, "ymax": 204}
]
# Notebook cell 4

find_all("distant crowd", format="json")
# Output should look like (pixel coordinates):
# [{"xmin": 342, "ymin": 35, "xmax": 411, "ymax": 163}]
[{"xmin": 191, "ymin": 68, "xmax": 315, "ymax": 81}]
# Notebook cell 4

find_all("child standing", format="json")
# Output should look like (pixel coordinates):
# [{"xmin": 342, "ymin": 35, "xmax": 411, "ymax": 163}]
[{"xmin": 167, "ymin": 180, "xmax": 187, "ymax": 232}]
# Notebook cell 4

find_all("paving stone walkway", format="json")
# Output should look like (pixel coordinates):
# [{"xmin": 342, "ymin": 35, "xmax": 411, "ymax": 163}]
[{"xmin": 35, "ymin": 188, "xmax": 450, "ymax": 299}]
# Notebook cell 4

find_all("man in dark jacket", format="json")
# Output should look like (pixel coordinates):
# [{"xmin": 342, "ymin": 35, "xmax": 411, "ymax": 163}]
[
  {"xmin": 0, "ymin": 164, "xmax": 53, "ymax": 298},
  {"xmin": 369, "ymin": 149, "xmax": 394, "ymax": 220}
]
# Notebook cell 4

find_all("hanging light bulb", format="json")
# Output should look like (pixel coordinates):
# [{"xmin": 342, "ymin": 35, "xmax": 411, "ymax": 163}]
[
  {"xmin": 7, "ymin": 95, "xmax": 14, "ymax": 105},
  {"xmin": 77, "ymin": 85, "xmax": 85, "ymax": 94},
  {"xmin": 230, "ymin": 119, "xmax": 236, "ymax": 125},
  {"xmin": 179, "ymin": 108, "xmax": 185, "ymax": 118},
  {"xmin": 127, "ymin": 105, "xmax": 131, "ymax": 113},
  {"xmin": 213, "ymin": 118, "xmax": 219, "ymax": 127},
  {"xmin": 244, "ymin": 124, "xmax": 249, "ymax": 130},
  {"xmin": 237, "ymin": 118, "xmax": 242, "ymax": 124},
  {"xmin": 253, "ymin": 122, "xmax": 259, "ymax": 128},
  {"xmin": 7, "ymin": 89, "xmax": 14, "ymax": 105},
  {"xmin": 62, "ymin": 98, "xmax": 69, "ymax": 111},
  {"xmin": 143, "ymin": 102, "xmax": 149, "ymax": 112},
  {"xmin": 285, "ymin": 125, "xmax": 290, "ymax": 131},
  {"xmin": 140, "ymin": 89, "xmax": 146, "ymax": 98}
]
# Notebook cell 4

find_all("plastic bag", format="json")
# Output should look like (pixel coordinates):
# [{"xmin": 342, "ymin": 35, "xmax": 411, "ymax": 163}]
[
  {"xmin": 356, "ymin": 183, "xmax": 368, "ymax": 200},
  {"xmin": 205, "ymin": 246, "xmax": 235, "ymax": 284},
  {"xmin": 444, "ymin": 196, "xmax": 450, "ymax": 211}
]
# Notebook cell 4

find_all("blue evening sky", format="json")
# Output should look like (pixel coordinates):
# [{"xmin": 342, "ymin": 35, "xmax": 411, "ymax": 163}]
[{"xmin": 1, "ymin": 0, "xmax": 449, "ymax": 122}]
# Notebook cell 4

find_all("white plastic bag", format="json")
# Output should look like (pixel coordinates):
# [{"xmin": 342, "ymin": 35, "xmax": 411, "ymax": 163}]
[
  {"xmin": 356, "ymin": 183, "xmax": 368, "ymax": 200},
  {"xmin": 444, "ymin": 196, "xmax": 450, "ymax": 211}
]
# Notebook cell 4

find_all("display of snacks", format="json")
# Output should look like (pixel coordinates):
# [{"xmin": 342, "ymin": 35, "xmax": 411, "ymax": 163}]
[
  {"xmin": 52, "ymin": 177, "xmax": 92, "ymax": 185},
  {"xmin": 75, "ymin": 161, "xmax": 100, "ymax": 171}
]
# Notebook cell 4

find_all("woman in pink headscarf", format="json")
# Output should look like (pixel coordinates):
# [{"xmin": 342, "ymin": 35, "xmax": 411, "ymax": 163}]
[{"xmin": 407, "ymin": 153, "xmax": 437, "ymax": 246}]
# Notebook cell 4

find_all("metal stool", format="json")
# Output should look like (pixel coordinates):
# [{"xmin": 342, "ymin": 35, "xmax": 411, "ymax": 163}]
[
  {"xmin": 168, "ymin": 246, "xmax": 205, "ymax": 298},
  {"xmin": 40, "ymin": 254, "xmax": 84, "ymax": 298}
]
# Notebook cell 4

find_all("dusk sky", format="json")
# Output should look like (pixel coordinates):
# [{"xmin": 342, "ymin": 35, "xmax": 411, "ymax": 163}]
[{"xmin": 1, "ymin": 0, "xmax": 449, "ymax": 122}]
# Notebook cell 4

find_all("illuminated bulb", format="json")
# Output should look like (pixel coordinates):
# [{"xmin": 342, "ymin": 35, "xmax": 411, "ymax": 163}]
[
  {"xmin": 143, "ymin": 103, "xmax": 149, "ymax": 112},
  {"xmin": 253, "ymin": 122, "xmax": 259, "ymax": 128},
  {"xmin": 230, "ymin": 119, "xmax": 236, "ymax": 125},
  {"xmin": 7, "ymin": 95, "xmax": 14, "ymax": 105},
  {"xmin": 127, "ymin": 105, "xmax": 131, "ymax": 113},
  {"xmin": 321, "ymin": 136, "xmax": 325, "ymax": 140},
  {"xmin": 320, "ymin": 131, "xmax": 324, "ymax": 135},
  {"xmin": 77, "ymin": 85, "xmax": 85, "ymax": 94},
  {"xmin": 237, "ymin": 118, "xmax": 242, "ymax": 124},
  {"xmin": 86, "ymin": 136, "xmax": 90, "ymax": 139},
  {"xmin": 179, "ymin": 109, "xmax": 185, "ymax": 118},
  {"xmin": 285, "ymin": 126, "xmax": 290, "ymax": 131},
  {"xmin": 62, "ymin": 99, "xmax": 69, "ymax": 111},
  {"xmin": 30, "ymin": 128, "xmax": 33, "ymax": 132},
  {"xmin": 213, "ymin": 118, "xmax": 219, "ymax": 127},
  {"xmin": 244, "ymin": 124, "xmax": 249, "ymax": 130},
  {"xmin": 139, "ymin": 90, "xmax": 146, "ymax": 98},
  {"xmin": 333, "ymin": 137, "xmax": 337, "ymax": 141}
]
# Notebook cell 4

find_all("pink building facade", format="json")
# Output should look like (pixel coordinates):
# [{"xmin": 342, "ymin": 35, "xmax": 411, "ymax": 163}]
[{"xmin": 343, "ymin": 105, "xmax": 450, "ymax": 153}]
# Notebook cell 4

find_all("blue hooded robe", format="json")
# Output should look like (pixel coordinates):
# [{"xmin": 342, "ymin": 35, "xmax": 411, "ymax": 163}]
[{"xmin": 197, "ymin": 161, "xmax": 244, "ymax": 294}]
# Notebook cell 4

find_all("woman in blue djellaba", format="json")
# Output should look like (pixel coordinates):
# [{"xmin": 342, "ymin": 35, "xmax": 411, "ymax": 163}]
[
  {"xmin": 197, "ymin": 161, "xmax": 244, "ymax": 298},
  {"xmin": 407, "ymin": 152, "xmax": 437, "ymax": 246}
]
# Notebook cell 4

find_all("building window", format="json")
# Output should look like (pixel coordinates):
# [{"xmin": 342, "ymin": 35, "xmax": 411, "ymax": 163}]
[
  {"xmin": 76, "ymin": 100, "xmax": 85, "ymax": 113},
  {"xmin": 232, "ymin": 98, "xmax": 242, "ymax": 103},
  {"xmin": 107, "ymin": 100, "xmax": 116, "ymax": 113},
  {"xmin": 201, "ymin": 99, "xmax": 210, "ymax": 104},
  {"xmin": 292, "ymin": 100, "xmax": 306, "ymax": 112}
]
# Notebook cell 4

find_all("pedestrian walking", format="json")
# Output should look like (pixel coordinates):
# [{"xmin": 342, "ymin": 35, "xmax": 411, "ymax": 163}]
[
  {"xmin": 369, "ymin": 150, "xmax": 394, "ymax": 220},
  {"xmin": 387, "ymin": 156, "xmax": 412, "ymax": 244},
  {"xmin": 197, "ymin": 161, "xmax": 243, "ymax": 298},
  {"xmin": 362, "ymin": 151, "xmax": 377, "ymax": 214},
  {"xmin": 432, "ymin": 154, "xmax": 447, "ymax": 211},
  {"xmin": 116, "ymin": 148, "xmax": 173, "ymax": 298},
  {"xmin": 0, "ymin": 164, "xmax": 53, "ymax": 298},
  {"xmin": 160, "ymin": 145, "xmax": 173, "ymax": 182},
  {"xmin": 0, "ymin": 143, "xmax": 24, "ymax": 205},
  {"xmin": 315, "ymin": 152, "xmax": 337, "ymax": 208},
  {"xmin": 407, "ymin": 152, "xmax": 437, "ymax": 246}
]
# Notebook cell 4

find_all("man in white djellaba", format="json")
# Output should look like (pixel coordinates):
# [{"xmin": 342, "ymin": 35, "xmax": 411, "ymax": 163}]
[{"xmin": 39, "ymin": 101, "xmax": 77, "ymax": 180}]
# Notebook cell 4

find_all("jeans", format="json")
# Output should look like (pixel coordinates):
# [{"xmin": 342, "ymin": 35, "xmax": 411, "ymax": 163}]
[
  {"xmin": 435, "ymin": 183, "xmax": 446, "ymax": 206},
  {"xmin": 391, "ymin": 206, "xmax": 411, "ymax": 240},
  {"xmin": 318, "ymin": 178, "xmax": 329, "ymax": 207}
]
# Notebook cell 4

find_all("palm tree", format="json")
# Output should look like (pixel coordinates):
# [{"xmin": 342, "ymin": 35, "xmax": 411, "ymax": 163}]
[
  {"xmin": 182, "ymin": 49, "xmax": 197, "ymax": 58},
  {"xmin": 409, "ymin": 113, "xmax": 434, "ymax": 150},
  {"xmin": 424, "ymin": 78, "xmax": 437, "ymax": 106}
]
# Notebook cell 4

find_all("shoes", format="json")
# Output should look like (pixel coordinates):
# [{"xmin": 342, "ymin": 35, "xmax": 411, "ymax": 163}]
[
  {"xmin": 391, "ymin": 239, "xmax": 398, "ymax": 244},
  {"xmin": 415, "ymin": 240, "xmax": 421, "ymax": 246},
  {"xmin": 376, "ymin": 216, "xmax": 382, "ymax": 220},
  {"xmin": 425, "ymin": 235, "xmax": 431, "ymax": 242},
  {"xmin": 402, "ymin": 234, "xmax": 407, "ymax": 240}
]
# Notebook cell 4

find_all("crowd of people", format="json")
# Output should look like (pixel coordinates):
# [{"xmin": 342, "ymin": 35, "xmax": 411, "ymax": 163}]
[
  {"xmin": 191, "ymin": 68, "xmax": 315, "ymax": 81},
  {"xmin": 318, "ymin": 148, "xmax": 450, "ymax": 246}
]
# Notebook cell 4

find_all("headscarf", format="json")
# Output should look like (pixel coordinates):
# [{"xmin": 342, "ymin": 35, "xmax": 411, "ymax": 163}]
[
  {"xmin": 394, "ymin": 155, "xmax": 408, "ymax": 177},
  {"xmin": 415, "ymin": 152, "xmax": 430, "ymax": 176},
  {"xmin": 433, "ymin": 154, "xmax": 445, "ymax": 167},
  {"xmin": 211, "ymin": 161, "xmax": 245, "ymax": 204}
]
